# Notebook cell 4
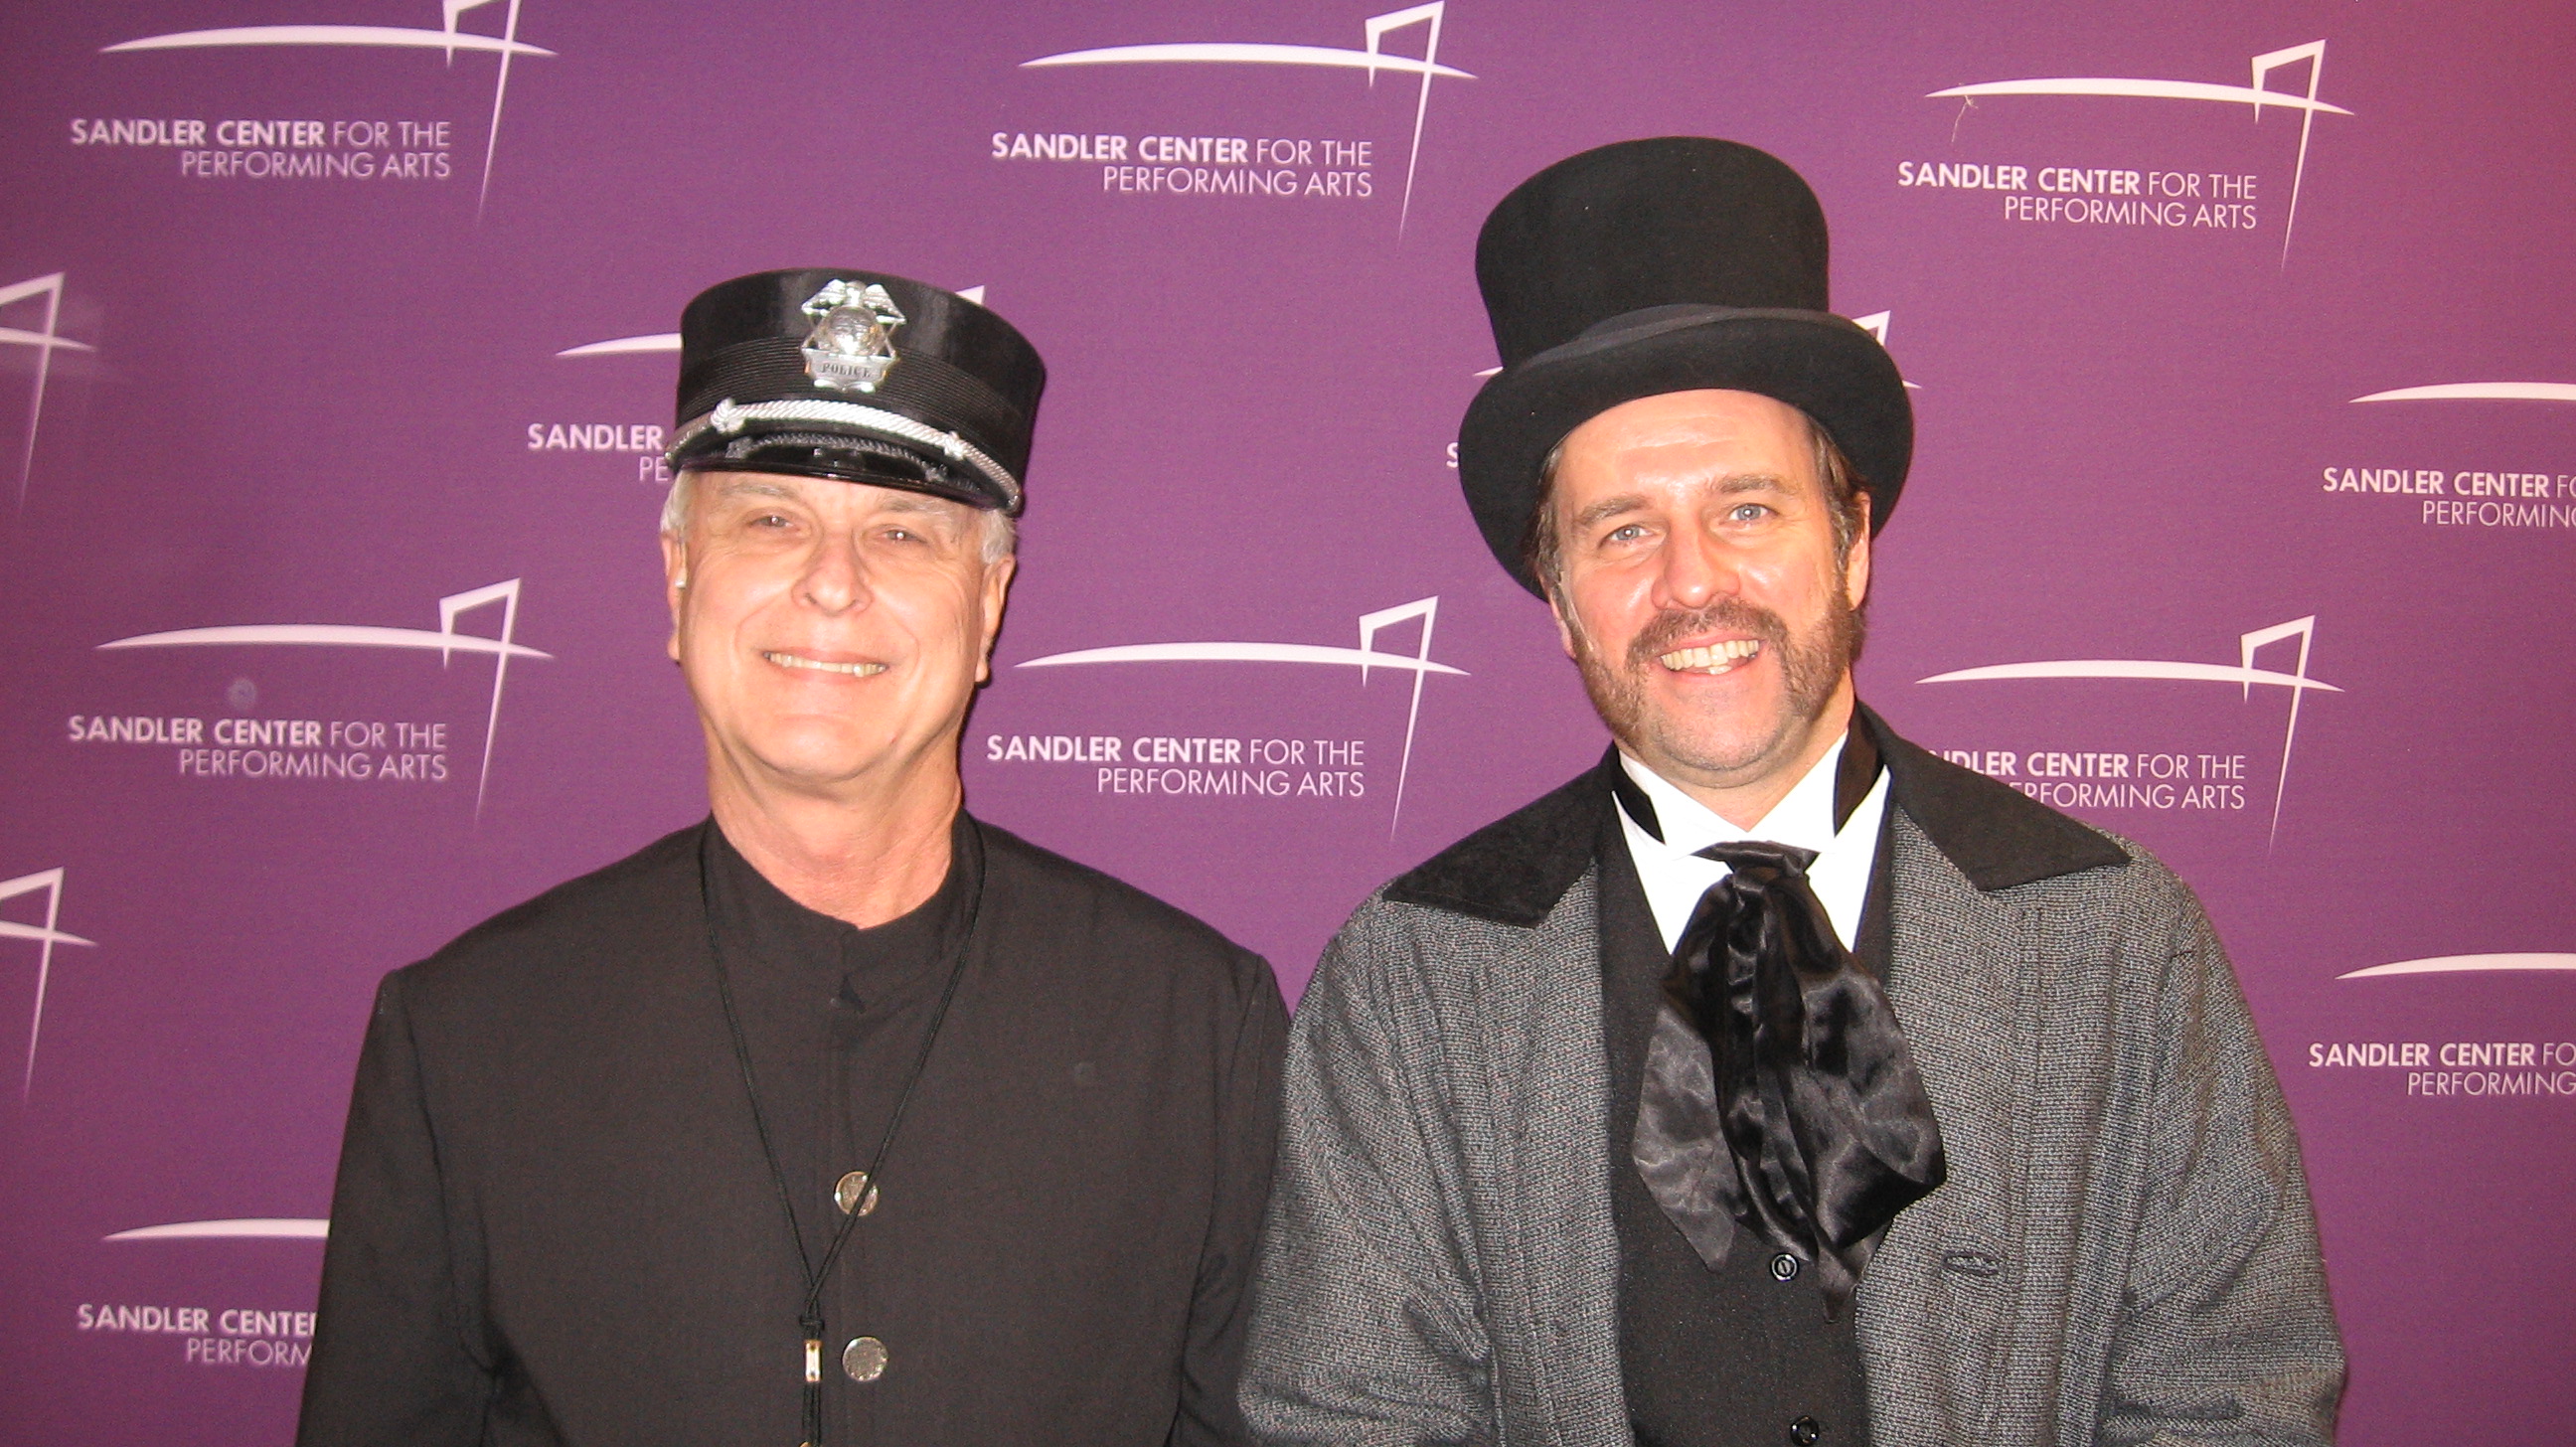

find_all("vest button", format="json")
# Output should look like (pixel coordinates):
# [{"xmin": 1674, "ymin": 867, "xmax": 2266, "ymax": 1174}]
[
  {"xmin": 843, "ymin": 1336, "xmax": 887, "ymax": 1382},
  {"xmin": 834, "ymin": 1170, "xmax": 879, "ymax": 1216},
  {"xmin": 1788, "ymin": 1414, "xmax": 1822, "ymax": 1445},
  {"xmin": 1768, "ymin": 1252, "xmax": 1801, "ymax": 1282}
]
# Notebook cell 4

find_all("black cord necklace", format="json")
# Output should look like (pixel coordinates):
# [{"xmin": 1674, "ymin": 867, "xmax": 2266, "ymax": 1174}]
[{"xmin": 700, "ymin": 818, "xmax": 986, "ymax": 1447}]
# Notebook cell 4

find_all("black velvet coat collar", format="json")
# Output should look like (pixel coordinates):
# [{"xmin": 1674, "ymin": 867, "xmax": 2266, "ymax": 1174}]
[{"xmin": 1384, "ymin": 705, "xmax": 2128, "ymax": 928}]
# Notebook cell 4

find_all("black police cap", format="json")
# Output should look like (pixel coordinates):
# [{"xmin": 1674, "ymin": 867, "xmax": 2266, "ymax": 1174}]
[{"xmin": 666, "ymin": 269, "xmax": 1046, "ymax": 514}]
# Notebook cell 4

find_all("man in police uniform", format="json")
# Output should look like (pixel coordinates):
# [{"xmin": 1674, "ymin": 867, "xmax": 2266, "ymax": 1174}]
[
  {"xmin": 1242, "ymin": 140, "xmax": 2341, "ymax": 1446},
  {"xmin": 300, "ymin": 270, "xmax": 1286, "ymax": 1447}
]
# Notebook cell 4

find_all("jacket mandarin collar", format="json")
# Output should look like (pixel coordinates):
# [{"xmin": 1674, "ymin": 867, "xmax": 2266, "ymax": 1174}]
[{"xmin": 1385, "ymin": 704, "xmax": 2127, "ymax": 928}]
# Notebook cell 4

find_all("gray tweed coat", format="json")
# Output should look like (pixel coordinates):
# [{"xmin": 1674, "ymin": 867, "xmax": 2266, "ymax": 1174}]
[{"xmin": 1242, "ymin": 711, "xmax": 2342, "ymax": 1446}]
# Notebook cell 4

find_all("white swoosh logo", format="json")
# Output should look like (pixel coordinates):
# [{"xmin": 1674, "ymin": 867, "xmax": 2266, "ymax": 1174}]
[
  {"xmin": 1024, "ymin": 43, "xmax": 1469, "ymax": 79},
  {"xmin": 98, "ymin": 580, "xmax": 547, "ymax": 813},
  {"xmin": 106, "ymin": 1218, "xmax": 330, "ymax": 1240},
  {"xmin": 99, "ymin": 25, "xmax": 553, "ymax": 56},
  {"xmin": 1026, "ymin": 4, "xmax": 1465, "ymax": 236},
  {"xmin": 0, "ymin": 328, "xmax": 94, "ymax": 353},
  {"xmin": 2, "ymin": 868, "xmax": 91, "ymax": 1099},
  {"xmin": 98, "ymin": 624, "xmax": 551, "ymax": 660},
  {"xmin": 1932, "ymin": 41, "xmax": 2342, "ymax": 261},
  {"xmin": 103, "ymin": 3, "xmax": 551, "ymax": 217},
  {"xmin": 1920, "ymin": 616, "xmax": 2334, "ymax": 845},
  {"xmin": 0, "ymin": 920, "xmax": 95, "ymax": 947},
  {"xmin": 1916, "ymin": 660, "xmax": 2339, "ymax": 692},
  {"xmin": 557, "ymin": 333, "xmax": 679, "ymax": 357},
  {"xmin": 2337, "ymin": 953, "xmax": 2576, "ymax": 980},
  {"xmin": 2, "ymin": 272, "xmax": 89, "ymax": 506},
  {"xmin": 2351, "ymin": 383, "xmax": 2576, "ymax": 403},
  {"xmin": 1016, "ymin": 597, "xmax": 1460, "ymax": 834},
  {"xmin": 1018, "ymin": 642, "xmax": 1464, "ymax": 675},
  {"xmin": 557, "ymin": 290, "xmax": 980, "ymax": 360},
  {"xmin": 1927, "ymin": 78, "xmax": 2349, "ymax": 114}
]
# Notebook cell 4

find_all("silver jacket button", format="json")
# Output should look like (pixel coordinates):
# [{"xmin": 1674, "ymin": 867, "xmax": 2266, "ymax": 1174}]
[
  {"xmin": 835, "ymin": 1170, "xmax": 879, "ymax": 1216},
  {"xmin": 1769, "ymin": 1252, "xmax": 1801, "ymax": 1282},
  {"xmin": 843, "ymin": 1336, "xmax": 887, "ymax": 1382}
]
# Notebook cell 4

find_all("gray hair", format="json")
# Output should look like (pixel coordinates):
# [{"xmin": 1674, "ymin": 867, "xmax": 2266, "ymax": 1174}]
[{"xmin": 660, "ymin": 470, "xmax": 1018, "ymax": 564}]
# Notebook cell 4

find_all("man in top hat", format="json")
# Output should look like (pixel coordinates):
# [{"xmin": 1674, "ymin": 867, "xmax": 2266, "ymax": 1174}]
[
  {"xmin": 1240, "ymin": 140, "xmax": 2341, "ymax": 1446},
  {"xmin": 299, "ymin": 270, "xmax": 1286, "ymax": 1447}
]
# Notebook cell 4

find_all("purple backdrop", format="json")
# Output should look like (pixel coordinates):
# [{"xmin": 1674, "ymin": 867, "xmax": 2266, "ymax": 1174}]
[{"xmin": 5, "ymin": 2, "xmax": 2571, "ymax": 1442}]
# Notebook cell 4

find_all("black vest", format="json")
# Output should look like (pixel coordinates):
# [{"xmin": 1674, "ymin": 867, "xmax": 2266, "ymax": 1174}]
[{"xmin": 1597, "ymin": 815, "xmax": 1884, "ymax": 1447}]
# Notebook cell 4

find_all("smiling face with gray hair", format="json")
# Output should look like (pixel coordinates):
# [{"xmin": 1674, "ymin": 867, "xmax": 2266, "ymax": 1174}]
[{"xmin": 660, "ymin": 470, "xmax": 1018, "ymax": 822}]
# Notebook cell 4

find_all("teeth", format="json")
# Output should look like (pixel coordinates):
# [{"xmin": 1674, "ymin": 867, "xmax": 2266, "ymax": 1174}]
[
  {"xmin": 1658, "ymin": 639, "xmax": 1761, "ymax": 674},
  {"xmin": 763, "ymin": 651, "xmax": 886, "ymax": 677}
]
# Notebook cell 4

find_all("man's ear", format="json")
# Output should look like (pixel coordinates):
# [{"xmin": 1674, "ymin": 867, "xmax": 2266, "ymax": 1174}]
[
  {"xmin": 976, "ymin": 554, "xmax": 1018, "ymax": 685},
  {"xmin": 1547, "ymin": 587, "xmax": 1578, "ymax": 662},
  {"xmin": 660, "ymin": 531, "xmax": 689, "ymax": 664},
  {"xmin": 1843, "ymin": 492, "xmax": 1873, "ymax": 611}
]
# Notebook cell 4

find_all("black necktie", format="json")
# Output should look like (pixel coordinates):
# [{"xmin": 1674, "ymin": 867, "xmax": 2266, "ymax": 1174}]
[{"xmin": 1653, "ymin": 840, "xmax": 1946, "ymax": 1315}]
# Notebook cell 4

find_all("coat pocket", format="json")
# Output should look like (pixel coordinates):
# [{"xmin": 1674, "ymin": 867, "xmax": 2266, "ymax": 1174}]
[{"xmin": 1860, "ymin": 1207, "xmax": 2020, "ymax": 1443}]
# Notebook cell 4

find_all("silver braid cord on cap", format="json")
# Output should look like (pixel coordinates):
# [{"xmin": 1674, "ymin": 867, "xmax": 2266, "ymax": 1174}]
[{"xmin": 666, "ymin": 398, "xmax": 1023, "ymax": 512}]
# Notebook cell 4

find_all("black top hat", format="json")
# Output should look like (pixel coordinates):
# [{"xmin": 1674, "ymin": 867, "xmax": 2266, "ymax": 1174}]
[
  {"xmin": 666, "ymin": 269, "xmax": 1046, "ymax": 514},
  {"xmin": 1458, "ymin": 137, "xmax": 1912, "ymax": 594}
]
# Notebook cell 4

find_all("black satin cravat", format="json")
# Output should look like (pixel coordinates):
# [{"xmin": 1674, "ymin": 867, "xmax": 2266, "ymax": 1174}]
[{"xmin": 1653, "ymin": 839, "xmax": 1947, "ymax": 1317}]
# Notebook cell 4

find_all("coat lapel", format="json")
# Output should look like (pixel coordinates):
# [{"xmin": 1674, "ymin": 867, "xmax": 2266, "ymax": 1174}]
[{"xmin": 1383, "ymin": 754, "xmax": 1614, "ymax": 924}]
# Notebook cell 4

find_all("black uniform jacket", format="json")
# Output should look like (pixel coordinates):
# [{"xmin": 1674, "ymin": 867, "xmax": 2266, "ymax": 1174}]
[{"xmin": 298, "ymin": 816, "xmax": 1287, "ymax": 1447}]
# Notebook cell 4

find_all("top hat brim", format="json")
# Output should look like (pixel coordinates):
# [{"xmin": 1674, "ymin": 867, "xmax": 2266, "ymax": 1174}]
[{"xmin": 1458, "ymin": 306, "xmax": 1912, "ymax": 596}]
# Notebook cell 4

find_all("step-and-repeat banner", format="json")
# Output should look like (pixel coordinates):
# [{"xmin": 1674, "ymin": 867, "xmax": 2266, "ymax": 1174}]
[{"xmin": 3, "ymin": 1, "xmax": 2569, "ymax": 1441}]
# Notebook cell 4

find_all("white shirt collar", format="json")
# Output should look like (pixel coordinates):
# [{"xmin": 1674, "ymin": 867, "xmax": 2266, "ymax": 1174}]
[{"xmin": 1614, "ymin": 736, "xmax": 1889, "ymax": 953}]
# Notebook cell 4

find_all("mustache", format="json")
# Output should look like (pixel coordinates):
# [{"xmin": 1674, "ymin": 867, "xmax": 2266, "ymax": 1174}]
[{"xmin": 1624, "ymin": 599, "xmax": 1788, "ymax": 669}]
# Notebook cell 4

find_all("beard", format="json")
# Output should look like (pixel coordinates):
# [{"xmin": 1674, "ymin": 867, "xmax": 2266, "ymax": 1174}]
[{"xmin": 1566, "ymin": 582, "xmax": 1863, "ymax": 783}]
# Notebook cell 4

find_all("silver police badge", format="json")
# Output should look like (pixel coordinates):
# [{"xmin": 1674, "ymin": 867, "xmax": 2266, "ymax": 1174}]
[{"xmin": 798, "ymin": 280, "xmax": 907, "ymax": 393}]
